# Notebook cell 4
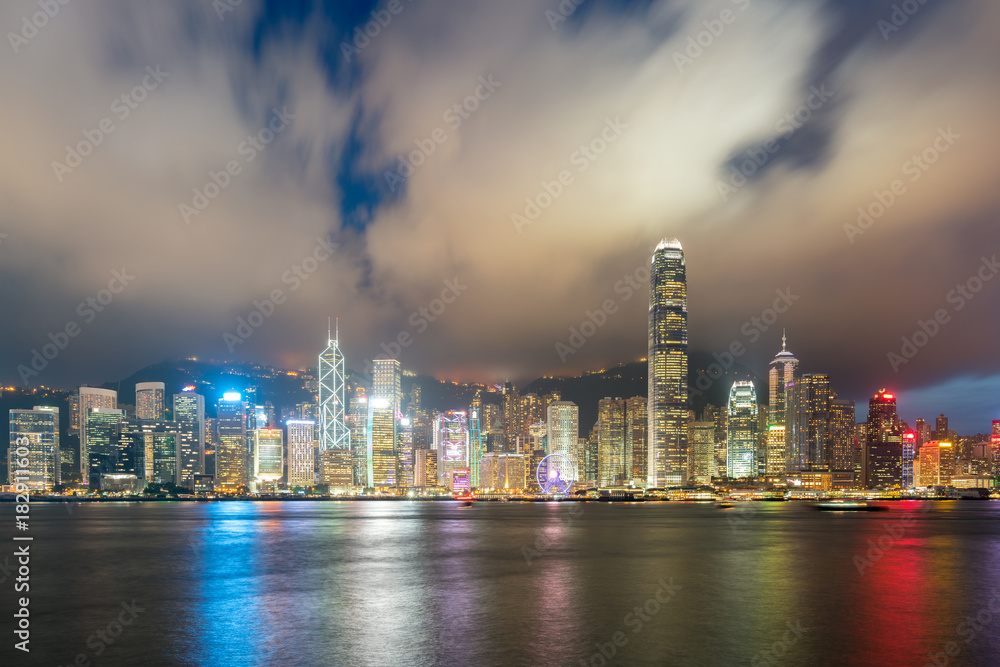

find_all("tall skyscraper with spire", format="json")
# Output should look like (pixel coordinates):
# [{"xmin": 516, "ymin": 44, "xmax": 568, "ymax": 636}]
[
  {"xmin": 768, "ymin": 332, "xmax": 798, "ymax": 426},
  {"xmin": 648, "ymin": 238, "xmax": 688, "ymax": 487},
  {"xmin": 319, "ymin": 320, "xmax": 352, "ymax": 488}
]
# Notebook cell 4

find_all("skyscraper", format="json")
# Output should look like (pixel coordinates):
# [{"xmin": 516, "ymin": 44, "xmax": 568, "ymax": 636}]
[
  {"xmin": 765, "ymin": 425, "xmax": 786, "ymax": 477},
  {"xmin": 547, "ymin": 401, "xmax": 579, "ymax": 485},
  {"xmin": 597, "ymin": 398, "xmax": 626, "ymax": 487},
  {"xmin": 349, "ymin": 391, "xmax": 369, "ymax": 486},
  {"xmin": 687, "ymin": 421, "xmax": 716, "ymax": 485},
  {"xmin": 173, "ymin": 391, "xmax": 205, "ymax": 485},
  {"xmin": 829, "ymin": 399, "xmax": 856, "ymax": 475},
  {"xmin": 135, "ymin": 382, "xmax": 165, "ymax": 420},
  {"xmin": 252, "ymin": 428, "xmax": 284, "ymax": 488},
  {"xmin": 216, "ymin": 392, "xmax": 248, "ymax": 492},
  {"xmin": 785, "ymin": 374, "xmax": 831, "ymax": 472},
  {"xmin": 86, "ymin": 408, "xmax": 125, "ymax": 489},
  {"xmin": 469, "ymin": 391, "xmax": 486, "ymax": 488},
  {"xmin": 120, "ymin": 419, "xmax": 182, "ymax": 485},
  {"xmin": 648, "ymin": 238, "xmax": 688, "ymax": 487},
  {"xmin": 78, "ymin": 387, "xmax": 117, "ymax": 482},
  {"xmin": 626, "ymin": 396, "xmax": 648, "ymax": 486},
  {"xmin": 727, "ymin": 381, "xmax": 758, "ymax": 479},
  {"xmin": 768, "ymin": 332, "xmax": 798, "ymax": 426},
  {"xmin": 435, "ymin": 411, "xmax": 469, "ymax": 488},
  {"xmin": 287, "ymin": 420, "xmax": 317, "ymax": 489},
  {"xmin": 319, "ymin": 323, "xmax": 351, "ymax": 488},
  {"xmin": 864, "ymin": 390, "xmax": 902, "ymax": 489},
  {"xmin": 9, "ymin": 407, "xmax": 60, "ymax": 491},
  {"xmin": 368, "ymin": 358, "xmax": 401, "ymax": 488}
]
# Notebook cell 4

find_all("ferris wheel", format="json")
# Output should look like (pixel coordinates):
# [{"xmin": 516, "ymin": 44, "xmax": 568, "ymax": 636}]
[{"xmin": 537, "ymin": 454, "xmax": 575, "ymax": 495}]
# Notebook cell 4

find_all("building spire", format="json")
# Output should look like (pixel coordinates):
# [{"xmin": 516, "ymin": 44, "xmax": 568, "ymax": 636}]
[
  {"xmin": 782, "ymin": 329, "xmax": 787, "ymax": 352},
  {"xmin": 335, "ymin": 317, "xmax": 339, "ymax": 344},
  {"xmin": 328, "ymin": 317, "xmax": 332, "ymax": 344}
]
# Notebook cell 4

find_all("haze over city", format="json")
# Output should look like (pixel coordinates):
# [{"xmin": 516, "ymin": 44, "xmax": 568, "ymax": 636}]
[{"xmin": 1, "ymin": 0, "xmax": 998, "ymax": 433}]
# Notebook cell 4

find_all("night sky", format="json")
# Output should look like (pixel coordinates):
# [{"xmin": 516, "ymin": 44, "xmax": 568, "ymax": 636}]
[{"xmin": 1, "ymin": 0, "xmax": 998, "ymax": 432}]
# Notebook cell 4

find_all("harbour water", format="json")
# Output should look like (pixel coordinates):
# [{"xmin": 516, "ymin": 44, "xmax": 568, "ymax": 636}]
[{"xmin": 11, "ymin": 500, "xmax": 1000, "ymax": 666}]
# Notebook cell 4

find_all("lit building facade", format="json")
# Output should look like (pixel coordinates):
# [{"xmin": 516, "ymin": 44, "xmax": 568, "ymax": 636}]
[
  {"xmin": 368, "ymin": 359, "xmax": 401, "ymax": 488},
  {"xmin": 597, "ymin": 398, "xmax": 626, "ymax": 487},
  {"xmin": 78, "ymin": 387, "xmax": 117, "ymax": 482},
  {"xmin": 768, "ymin": 332, "xmax": 798, "ymax": 427},
  {"xmin": 435, "ymin": 411, "xmax": 469, "ymax": 487},
  {"xmin": 864, "ymin": 390, "xmax": 902, "ymax": 489},
  {"xmin": 173, "ymin": 391, "xmax": 206, "ymax": 485},
  {"xmin": 287, "ymin": 420, "xmax": 317, "ymax": 488},
  {"xmin": 766, "ymin": 425, "xmax": 786, "ymax": 477},
  {"xmin": 648, "ymin": 238, "xmax": 688, "ymax": 487},
  {"xmin": 135, "ymin": 382, "xmax": 165, "ymax": 420},
  {"xmin": 626, "ymin": 396, "xmax": 648, "ymax": 486},
  {"xmin": 120, "ymin": 419, "xmax": 182, "ymax": 485},
  {"xmin": 216, "ymin": 392, "xmax": 248, "ymax": 491},
  {"xmin": 727, "ymin": 381, "xmax": 758, "ymax": 479},
  {"xmin": 547, "ymin": 401, "xmax": 579, "ymax": 485},
  {"xmin": 86, "ymin": 408, "xmax": 125, "ymax": 488},
  {"xmin": 687, "ymin": 421, "xmax": 716, "ymax": 485},
  {"xmin": 9, "ymin": 407, "xmax": 60, "ymax": 491},
  {"xmin": 480, "ymin": 453, "xmax": 527, "ymax": 491},
  {"xmin": 829, "ymin": 399, "xmax": 856, "ymax": 475},
  {"xmin": 319, "ymin": 325, "xmax": 351, "ymax": 488},
  {"xmin": 252, "ymin": 428, "xmax": 284, "ymax": 485},
  {"xmin": 785, "ymin": 374, "xmax": 831, "ymax": 472}
]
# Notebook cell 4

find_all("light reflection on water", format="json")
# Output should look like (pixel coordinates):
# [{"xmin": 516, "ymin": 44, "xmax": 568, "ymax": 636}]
[{"xmin": 26, "ymin": 500, "xmax": 1000, "ymax": 666}]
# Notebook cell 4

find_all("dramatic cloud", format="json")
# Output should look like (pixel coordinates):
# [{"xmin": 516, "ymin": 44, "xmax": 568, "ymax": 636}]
[{"xmin": 1, "ymin": 0, "xmax": 997, "ymax": 430}]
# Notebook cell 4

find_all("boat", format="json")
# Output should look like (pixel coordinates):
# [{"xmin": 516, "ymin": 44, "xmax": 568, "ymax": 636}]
[
  {"xmin": 454, "ymin": 493, "xmax": 476, "ymax": 507},
  {"xmin": 814, "ymin": 500, "xmax": 887, "ymax": 512},
  {"xmin": 715, "ymin": 499, "xmax": 737, "ymax": 509}
]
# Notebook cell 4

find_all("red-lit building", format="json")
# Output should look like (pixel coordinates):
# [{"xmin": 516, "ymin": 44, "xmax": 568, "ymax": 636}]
[{"xmin": 863, "ymin": 389, "xmax": 902, "ymax": 489}]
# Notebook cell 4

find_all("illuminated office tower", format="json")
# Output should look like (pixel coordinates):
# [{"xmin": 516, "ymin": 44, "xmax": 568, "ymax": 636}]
[
  {"xmin": 368, "ymin": 358, "xmax": 401, "ymax": 488},
  {"xmin": 765, "ymin": 425, "xmax": 786, "ymax": 476},
  {"xmin": 714, "ymin": 406, "xmax": 728, "ymax": 478},
  {"xmin": 435, "ymin": 411, "xmax": 469, "ymax": 487},
  {"xmin": 687, "ymin": 421, "xmax": 716, "ymax": 485},
  {"xmin": 67, "ymin": 394, "xmax": 80, "ymax": 436},
  {"xmin": 216, "ymin": 392, "xmax": 248, "ymax": 491},
  {"xmin": 349, "ymin": 392, "xmax": 369, "ymax": 486},
  {"xmin": 726, "ymin": 381, "xmax": 758, "ymax": 479},
  {"xmin": 626, "ymin": 397, "xmax": 648, "ymax": 486},
  {"xmin": 78, "ymin": 387, "xmax": 117, "ymax": 482},
  {"xmin": 768, "ymin": 333, "xmax": 798, "ymax": 426},
  {"xmin": 120, "ymin": 419, "xmax": 182, "ymax": 485},
  {"xmin": 252, "ymin": 428, "xmax": 284, "ymax": 489},
  {"xmin": 915, "ymin": 419, "xmax": 931, "ymax": 447},
  {"xmin": 173, "ymin": 391, "xmax": 205, "ymax": 485},
  {"xmin": 527, "ymin": 422, "xmax": 548, "ymax": 492},
  {"xmin": 902, "ymin": 432, "xmax": 917, "ymax": 488},
  {"xmin": 547, "ymin": 401, "xmax": 579, "ymax": 485},
  {"xmin": 86, "ymin": 408, "xmax": 125, "ymax": 488},
  {"xmin": 918, "ymin": 441, "xmax": 955, "ymax": 486},
  {"xmin": 135, "ymin": 382, "xmax": 165, "ymax": 420},
  {"xmin": 785, "ymin": 374, "xmax": 831, "ymax": 472},
  {"xmin": 597, "ymin": 398, "xmax": 626, "ymax": 487},
  {"xmin": 502, "ymin": 382, "xmax": 520, "ymax": 453},
  {"xmin": 480, "ymin": 453, "xmax": 527, "ymax": 490},
  {"xmin": 829, "ymin": 399, "xmax": 856, "ymax": 474},
  {"xmin": 399, "ymin": 418, "xmax": 415, "ymax": 487},
  {"xmin": 863, "ymin": 390, "xmax": 902, "ymax": 489},
  {"xmin": 287, "ymin": 420, "xmax": 317, "ymax": 489},
  {"xmin": 9, "ymin": 407, "xmax": 60, "ymax": 491},
  {"xmin": 518, "ymin": 393, "xmax": 544, "ymax": 446},
  {"xmin": 319, "ymin": 323, "xmax": 352, "ymax": 488},
  {"xmin": 992, "ymin": 421, "xmax": 1000, "ymax": 475},
  {"xmin": 934, "ymin": 414, "xmax": 949, "ymax": 441},
  {"xmin": 469, "ymin": 392, "xmax": 486, "ymax": 488},
  {"xmin": 204, "ymin": 417, "xmax": 217, "ymax": 479},
  {"xmin": 648, "ymin": 238, "xmax": 688, "ymax": 487}
]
